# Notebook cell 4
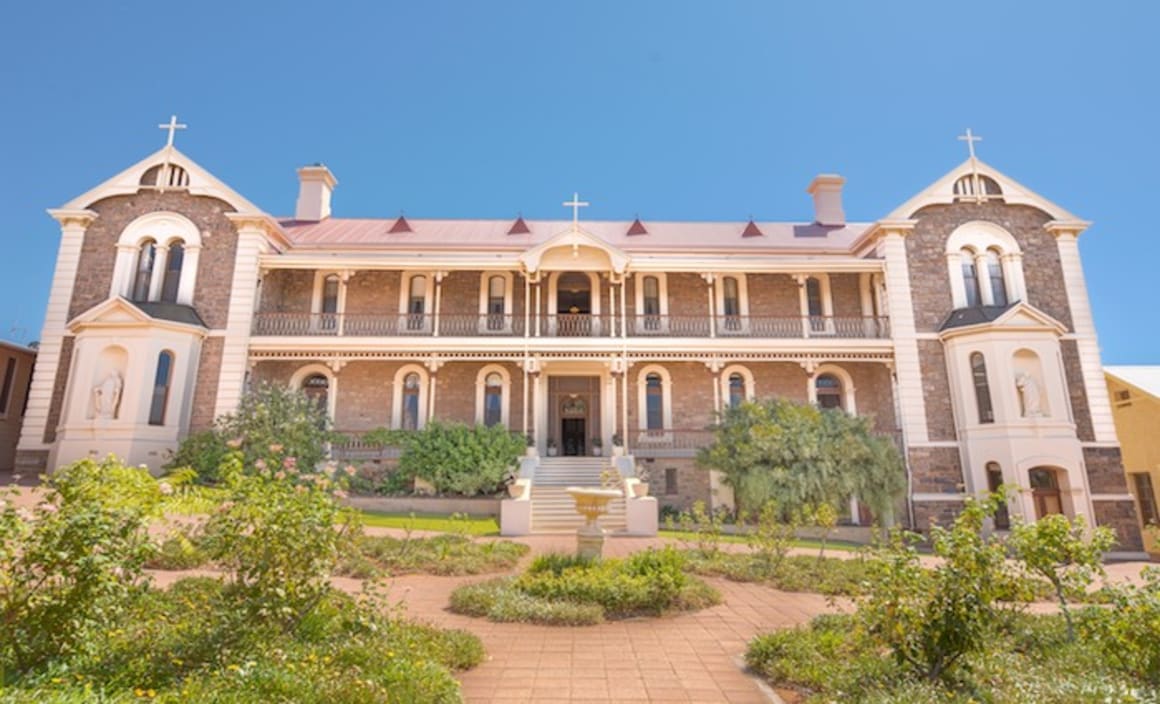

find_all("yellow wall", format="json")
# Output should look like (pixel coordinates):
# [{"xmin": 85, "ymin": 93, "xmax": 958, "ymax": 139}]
[{"xmin": 1106, "ymin": 373, "xmax": 1160, "ymax": 554}]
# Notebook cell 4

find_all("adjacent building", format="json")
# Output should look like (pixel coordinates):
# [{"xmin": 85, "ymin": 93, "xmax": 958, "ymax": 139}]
[
  {"xmin": 1105, "ymin": 366, "xmax": 1160, "ymax": 556},
  {"xmin": 14, "ymin": 125, "xmax": 1144, "ymax": 552}
]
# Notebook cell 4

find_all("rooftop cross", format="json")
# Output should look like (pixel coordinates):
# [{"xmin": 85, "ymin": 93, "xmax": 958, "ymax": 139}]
[
  {"xmin": 159, "ymin": 115, "xmax": 187, "ymax": 149},
  {"xmin": 957, "ymin": 128, "xmax": 985, "ymax": 203},
  {"xmin": 563, "ymin": 192, "xmax": 589, "ymax": 229}
]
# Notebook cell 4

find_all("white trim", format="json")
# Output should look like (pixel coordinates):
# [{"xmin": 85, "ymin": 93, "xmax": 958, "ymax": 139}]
[
  {"xmin": 392, "ymin": 364, "xmax": 429, "ymax": 430},
  {"xmin": 546, "ymin": 271, "xmax": 602, "ymax": 315},
  {"xmin": 289, "ymin": 363, "xmax": 337, "ymax": 421},
  {"xmin": 714, "ymin": 273, "xmax": 750, "ymax": 335},
  {"xmin": 913, "ymin": 493, "xmax": 968, "ymax": 502},
  {"xmin": 636, "ymin": 364, "xmax": 673, "ymax": 434},
  {"xmin": 111, "ymin": 211, "xmax": 202, "ymax": 305},
  {"xmin": 808, "ymin": 363, "xmax": 856, "ymax": 413},
  {"xmin": 475, "ymin": 364, "xmax": 512, "ymax": 427},
  {"xmin": 397, "ymin": 272, "xmax": 435, "ymax": 334},
  {"xmin": 1090, "ymin": 494, "xmax": 1136, "ymax": 502},
  {"xmin": 944, "ymin": 221, "xmax": 1023, "ymax": 308},
  {"xmin": 720, "ymin": 364, "xmax": 755, "ymax": 407}
]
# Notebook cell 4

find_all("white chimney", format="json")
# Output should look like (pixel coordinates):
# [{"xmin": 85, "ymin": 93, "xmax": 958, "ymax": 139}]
[
  {"xmin": 295, "ymin": 164, "xmax": 337, "ymax": 221},
  {"xmin": 806, "ymin": 174, "xmax": 846, "ymax": 227}
]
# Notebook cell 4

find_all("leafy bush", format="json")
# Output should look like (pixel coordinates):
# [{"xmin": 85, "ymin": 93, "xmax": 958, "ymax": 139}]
[
  {"xmin": 450, "ymin": 547, "xmax": 720, "ymax": 624},
  {"xmin": 167, "ymin": 383, "xmax": 335, "ymax": 483},
  {"xmin": 1086, "ymin": 567, "xmax": 1160, "ymax": 685},
  {"xmin": 386, "ymin": 422, "xmax": 524, "ymax": 496},
  {"xmin": 0, "ymin": 458, "xmax": 156, "ymax": 673},
  {"xmin": 686, "ymin": 552, "xmax": 871, "ymax": 596},
  {"xmin": 146, "ymin": 530, "xmax": 208, "ymax": 570}
]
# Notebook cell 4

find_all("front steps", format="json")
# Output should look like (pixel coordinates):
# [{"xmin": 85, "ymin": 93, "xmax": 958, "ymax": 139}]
[{"xmin": 531, "ymin": 457, "xmax": 626, "ymax": 533}]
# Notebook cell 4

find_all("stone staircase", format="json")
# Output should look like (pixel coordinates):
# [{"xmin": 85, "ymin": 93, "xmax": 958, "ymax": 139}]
[{"xmin": 531, "ymin": 457, "xmax": 626, "ymax": 533}]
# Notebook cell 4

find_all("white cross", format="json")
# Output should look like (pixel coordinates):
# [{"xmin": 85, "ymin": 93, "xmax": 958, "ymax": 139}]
[
  {"xmin": 158, "ymin": 115, "xmax": 187, "ymax": 148},
  {"xmin": 958, "ymin": 128, "xmax": 982, "ymax": 161},
  {"xmin": 563, "ymin": 192, "xmax": 589, "ymax": 229}
]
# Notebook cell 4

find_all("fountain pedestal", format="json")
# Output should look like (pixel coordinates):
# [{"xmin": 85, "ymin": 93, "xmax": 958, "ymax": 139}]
[{"xmin": 565, "ymin": 487, "xmax": 623, "ymax": 559}]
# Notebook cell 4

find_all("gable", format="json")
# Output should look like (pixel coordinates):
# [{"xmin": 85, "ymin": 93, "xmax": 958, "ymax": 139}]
[
  {"xmin": 68, "ymin": 297, "xmax": 206, "ymax": 335},
  {"xmin": 938, "ymin": 301, "xmax": 1067, "ymax": 338}
]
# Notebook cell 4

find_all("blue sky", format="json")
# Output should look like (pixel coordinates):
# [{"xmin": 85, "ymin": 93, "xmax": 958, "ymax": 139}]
[{"xmin": 0, "ymin": 1, "xmax": 1156, "ymax": 362}]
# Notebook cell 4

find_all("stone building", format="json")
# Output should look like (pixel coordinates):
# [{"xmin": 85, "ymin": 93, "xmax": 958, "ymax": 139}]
[{"xmin": 14, "ymin": 125, "xmax": 1144, "ymax": 553}]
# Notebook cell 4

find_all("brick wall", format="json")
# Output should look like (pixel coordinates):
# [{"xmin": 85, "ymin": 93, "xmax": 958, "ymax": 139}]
[
  {"xmin": 747, "ymin": 274, "xmax": 799, "ymax": 318},
  {"xmin": 43, "ymin": 336, "xmax": 74, "ymax": 444},
  {"xmin": 259, "ymin": 270, "xmax": 314, "ymax": 313},
  {"xmin": 643, "ymin": 457, "xmax": 712, "ymax": 513},
  {"xmin": 344, "ymin": 271, "xmax": 401, "ymax": 316},
  {"xmin": 847, "ymin": 362, "xmax": 897, "ymax": 433},
  {"xmin": 747, "ymin": 362, "xmax": 809, "ymax": 401},
  {"xmin": 918, "ymin": 340, "xmax": 957, "ymax": 441},
  {"xmin": 907, "ymin": 202, "xmax": 1073, "ymax": 333},
  {"xmin": 909, "ymin": 446, "xmax": 965, "ymax": 494},
  {"xmin": 1061, "ymin": 340, "xmax": 1095, "ymax": 442},
  {"xmin": 188, "ymin": 337, "xmax": 223, "ymax": 432},
  {"xmin": 628, "ymin": 361, "xmax": 716, "ymax": 430},
  {"xmin": 70, "ymin": 192, "xmax": 239, "ymax": 329},
  {"xmin": 912, "ymin": 499, "xmax": 965, "ymax": 532},
  {"xmin": 1083, "ymin": 446, "xmax": 1132, "ymax": 494},
  {"xmin": 1092, "ymin": 499, "xmax": 1145, "ymax": 552},
  {"xmin": 830, "ymin": 273, "xmax": 863, "ymax": 317}
]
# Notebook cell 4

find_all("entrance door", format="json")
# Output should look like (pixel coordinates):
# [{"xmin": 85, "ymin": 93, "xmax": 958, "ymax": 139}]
[
  {"xmin": 562, "ymin": 418, "xmax": 586, "ymax": 456},
  {"xmin": 1029, "ymin": 468, "xmax": 1063, "ymax": 519}
]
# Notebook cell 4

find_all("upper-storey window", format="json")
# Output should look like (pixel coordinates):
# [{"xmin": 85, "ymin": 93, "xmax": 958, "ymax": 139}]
[
  {"xmin": 946, "ymin": 222, "xmax": 1023, "ymax": 310},
  {"xmin": 985, "ymin": 249, "xmax": 1007, "ymax": 307},
  {"xmin": 132, "ymin": 240, "xmax": 157, "ymax": 302},
  {"xmin": 407, "ymin": 275, "xmax": 427, "ymax": 331},
  {"xmin": 971, "ymin": 352, "xmax": 995, "ymax": 423},
  {"xmin": 961, "ymin": 249, "xmax": 981, "ymax": 307},
  {"xmin": 487, "ymin": 275, "xmax": 505, "ymax": 330},
  {"xmin": 148, "ymin": 351, "xmax": 174, "ymax": 426}
]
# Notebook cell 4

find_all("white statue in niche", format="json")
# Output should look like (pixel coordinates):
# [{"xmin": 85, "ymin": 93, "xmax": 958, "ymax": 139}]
[
  {"xmin": 92, "ymin": 372, "xmax": 123, "ymax": 420},
  {"xmin": 1015, "ymin": 372, "xmax": 1044, "ymax": 418}
]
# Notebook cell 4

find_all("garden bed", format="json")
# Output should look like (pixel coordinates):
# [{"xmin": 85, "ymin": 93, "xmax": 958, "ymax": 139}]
[
  {"xmin": 449, "ymin": 547, "xmax": 721, "ymax": 625},
  {"xmin": 346, "ymin": 495, "xmax": 501, "ymax": 517},
  {"xmin": 337, "ymin": 533, "xmax": 529, "ymax": 577}
]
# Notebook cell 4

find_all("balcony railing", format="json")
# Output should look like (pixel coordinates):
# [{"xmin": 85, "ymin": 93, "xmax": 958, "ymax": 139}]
[
  {"xmin": 631, "ymin": 428, "xmax": 717, "ymax": 456},
  {"xmin": 251, "ymin": 313, "xmax": 890, "ymax": 339}
]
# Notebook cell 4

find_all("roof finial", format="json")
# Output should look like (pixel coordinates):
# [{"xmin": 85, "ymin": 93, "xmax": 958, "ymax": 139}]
[
  {"xmin": 159, "ymin": 115, "xmax": 187, "ymax": 149},
  {"xmin": 958, "ymin": 128, "xmax": 985, "ymax": 204},
  {"xmin": 563, "ymin": 192, "xmax": 589, "ymax": 231}
]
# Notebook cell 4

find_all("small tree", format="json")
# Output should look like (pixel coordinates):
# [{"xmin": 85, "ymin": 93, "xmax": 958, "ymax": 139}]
[
  {"xmin": 697, "ymin": 398, "xmax": 905, "ymax": 520},
  {"xmin": 1006, "ymin": 513, "xmax": 1115, "ymax": 641},
  {"xmin": 808, "ymin": 502, "xmax": 839, "ymax": 562},
  {"xmin": 859, "ymin": 493, "xmax": 1013, "ymax": 683}
]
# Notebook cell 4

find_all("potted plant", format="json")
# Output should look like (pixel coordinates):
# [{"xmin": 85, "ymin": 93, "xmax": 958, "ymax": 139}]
[
  {"xmin": 547, "ymin": 438, "xmax": 558, "ymax": 457},
  {"xmin": 591, "ymin": 437, "xmax": 603, "ymax": 457},
  {"xmin": 633, "ymin": 465, "xmax": 651, "ymax": 497},
  {"xmin": 525, "ymin": 432, "xmax": 537, "ymax": 457},
  {"xmin": 611, "ymin": 433, "xmax": 625, "ymax": 457}
]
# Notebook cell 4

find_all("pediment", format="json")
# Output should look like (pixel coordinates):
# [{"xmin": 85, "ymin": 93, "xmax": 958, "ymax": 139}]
[
  {"xmin": 68, "ymin": 297, "xmax": 207, "ymax": 335},
  {"xmin": 887, "ymin": 158, "xmax": 1082, "ymax": 222},
  {"xmin": 939, "ymin": 301, "xmax": 1067, "ymax": 339},
  {"xmin": 519, "ymin": 227, "xmax": 631, "ymax": 274},
  {"xmin": 61, "ymin": 145, "xmax": 266, "ymax": 216}
]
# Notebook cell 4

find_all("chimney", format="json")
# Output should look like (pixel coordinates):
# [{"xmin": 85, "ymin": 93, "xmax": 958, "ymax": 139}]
[
  {"xmin": 295, "ymin": 164, "xmax": 337, "ymax": 221},
  {"xmin": 806, "ymin": 174, "xmax": 845, "ymax": 227}
]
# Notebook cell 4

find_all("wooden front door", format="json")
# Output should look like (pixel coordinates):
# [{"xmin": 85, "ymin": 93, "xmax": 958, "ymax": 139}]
[{"xmin": 1029, "ymin": 468, "xmax": 1063, "ymax": 519}]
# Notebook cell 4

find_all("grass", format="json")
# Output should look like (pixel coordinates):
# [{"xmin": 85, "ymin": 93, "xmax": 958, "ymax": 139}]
[
  {"xmin": 658, "ymin": 529, "xmax": 859, "ymax": 552},
  {"xmin": 355, "ymin": 510, "xmax": 500, "ymax": 535},
  {"xmin": 685, "ymin": 552, "xmax": 871, "ymax": 596},
  {"xmin": 337, "ymin": 533, "xmax": 529, "ymax": 578}
]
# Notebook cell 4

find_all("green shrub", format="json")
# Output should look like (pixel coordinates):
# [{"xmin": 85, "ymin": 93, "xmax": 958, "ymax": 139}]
[
  {"xmin": 389, "ymin": 421, "xmax": 524, "ymax": 496},
  {"xmin": 1087, "ymin": 567, "xmax": 1160, "ymax": 685},
  {"xmin": 164, "ymin": 429, "xmax": 230, "ymax": 484},
  {"xmin": 146, "ymin": 531, "xmax": 208, "ymax": 570},
  {"xmin": 450, "ymin": 578, "xmax": 605, "ymax": 626}
]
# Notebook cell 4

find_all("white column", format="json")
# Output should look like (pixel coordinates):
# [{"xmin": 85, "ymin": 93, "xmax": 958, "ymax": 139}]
[
  {"xmin": 703, "ymin": 273, "xmax": 716, "ymax": 337},
  {"xmin": 147, "ymin": 244, "xmax": 170, "ymax": 301},
  {"xmin": 213, "ymin": 216, "xmax": 271, "ymax": 419},
  {"xmin": 975, "ymin": 253, "xmax": 994, "ymax": 306},
  {"xmin": 433, "ymin": 272, "xmax": 444, "ymax": 337},
  {"xmin": 533, "ymin": 372, "xmax": 544, "ymax": 453},
  {"xmin": 1047, "ymin": 222, "xmax": 1116, "ymax": 442},
  {"xmin": 18, "ymin": 210, "xmax": 96, "ymax": 455},
  {"xmin": 534, "ymin": 277, "xmax": 542, "ymax": 337},
  {"xmin": 110, "ymin": 244, "xmax": 138, "ymax": 299},
  {"xmin": 1003, "ymin": 252, "xmax": 1026, "ymax": 303},
  {"xmin": 176, "ymin": 244, "xmax": 201, "ymax": 305},
  {"xmin": 945, "ymin": 252, "xmax": 967, "ymax": 309},
  {"xmin": 609, "ymin": 279, "xmax": 617, "ymax": 337},
  {"xmin": 879, "ymin": 221, "xmax": 929, "ymax": 443}
]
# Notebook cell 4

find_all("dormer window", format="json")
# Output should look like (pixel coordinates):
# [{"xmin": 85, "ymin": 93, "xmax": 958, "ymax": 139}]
[
  {"xmin": 953, "ymin": 174, "xmax": 1002, "ymax": 201},
  {"xmin": 140, "ymin": 163, "xmax": 190, "ymax": 189}
]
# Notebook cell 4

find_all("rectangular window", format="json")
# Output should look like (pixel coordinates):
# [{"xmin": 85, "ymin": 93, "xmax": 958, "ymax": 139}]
[
  {"xmin": 1133, "ymin": 473, "xmax": 1159, "ymax": 526},
  {"xmin": 664, "ymin": 467, "xmax": 678, "ymax": 496},
  {"xmin": 0, "ymin": 357, "xmax": 15, "ymax": 415}
]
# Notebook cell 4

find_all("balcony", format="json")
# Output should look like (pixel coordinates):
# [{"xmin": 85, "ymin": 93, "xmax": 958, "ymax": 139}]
[{"xmin": 252, "ymin": 313, "xmax": 891, "ymax": 339}]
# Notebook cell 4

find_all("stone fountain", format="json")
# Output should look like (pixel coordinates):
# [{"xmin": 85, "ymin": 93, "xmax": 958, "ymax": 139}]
[{"xmin": 565, "ymin": 486, "xmax": 623, "ymax": 558}]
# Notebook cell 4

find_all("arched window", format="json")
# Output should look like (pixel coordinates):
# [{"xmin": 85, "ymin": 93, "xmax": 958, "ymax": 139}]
[
  {"xmin": 961, "ymin": 249, "xmax": 981, "ymax": 307},
  {"xmin": 402, "ymin": 372, "xmax": 422, "ymax": 430},
  {"xmin": 985, "ymin": 249, "xmax": 1007, "ymax": 307},
  {"xmin": 483, "ymin": 372, "xmax": 503, "ymax": 426},
  {"xmin": 728, "ymin": 373, "xmax": 745, "ymax": 408},
  {"xmin": 953, "ymin": 174, "xmax": 1002, "ymax": 200},
  {"xmin": 722, "ymin": 276, "xmax": 741, "ymax": 331},
  {"xmin": 148, "ymin": 351, "xmax": 174, "ymax": 426},
  {"xmin": 642, "ymin": 276, "xmax": 661, "ymax": 330},
  {"xmin": 971, "ymin": 352, "xmax": 994, "ymax": 423},
  {"xmin": 302, "ymin": 374, "xmax": 329, "ymax": 414},
  {"xmin": 645, "ymin": 373, "xmax": 664, "ymax": 430},
  {"xmin": 815, "ymin": 374, "xmax": 843, "ymax": 410},
  {"xmin": 160, "ymin": 241, "xmax": 184, "ymax": 303},
  {"xmin": 321, "ymin": 275, "xmax": 340, "ymax": 314},
  {"xmin": 487, "ymin": 275, "xmax": 506, "ymax": 330},
  {"xmin": 132, "ymin": 240, "xmax": 156, "ymax": 302},
  {"xmin": 407, "ymin": 275, "xmax": 427, "ymax": 330}
]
